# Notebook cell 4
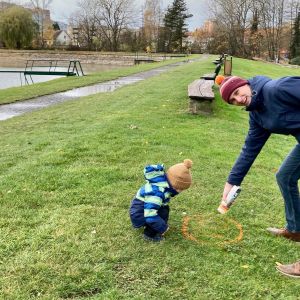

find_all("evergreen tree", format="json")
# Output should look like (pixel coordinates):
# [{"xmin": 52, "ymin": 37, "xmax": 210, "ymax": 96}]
[
  {"xmin": 52, "ymin": 22, "xmax": 60, "ymax": 31},
  {"xmin": 290, "ymin": 12, "xmax": 300, "ymax": 59},
  {"xmin": 163, "ymin": 0, "xmax": 192, "ymax": 52}
]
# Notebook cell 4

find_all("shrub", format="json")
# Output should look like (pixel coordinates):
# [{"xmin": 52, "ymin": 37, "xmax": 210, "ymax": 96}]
[{"xmin": 290, "ymin": 56, "xmax": 300, "ymax": 65}]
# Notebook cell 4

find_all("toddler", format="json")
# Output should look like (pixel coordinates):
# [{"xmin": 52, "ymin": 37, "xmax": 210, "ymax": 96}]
[{"xmin": 129, "ymin": 159, "xmax": 192, "ymax": 242}]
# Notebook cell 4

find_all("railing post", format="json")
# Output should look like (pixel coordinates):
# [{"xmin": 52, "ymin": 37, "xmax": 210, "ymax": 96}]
[{"xmin": 224, "ymin": 56, "xmax": 233, "ymax": 76}]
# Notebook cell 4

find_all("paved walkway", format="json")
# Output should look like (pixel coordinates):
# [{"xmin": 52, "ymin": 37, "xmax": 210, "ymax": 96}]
[{"xmin": 0, "ymin": 57, "xmax": 203, "ymax": 121}]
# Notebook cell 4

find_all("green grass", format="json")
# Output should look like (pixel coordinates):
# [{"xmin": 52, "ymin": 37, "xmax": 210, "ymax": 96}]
[{"xmin": 0, "ymin": 55, "xmax": 300, "ymax": 299}]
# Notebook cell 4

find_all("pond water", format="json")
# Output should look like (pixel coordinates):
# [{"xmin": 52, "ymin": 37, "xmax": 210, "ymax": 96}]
[{"xmin": 0, "ymin": 63, "xmax": 128, "ymax": 90}]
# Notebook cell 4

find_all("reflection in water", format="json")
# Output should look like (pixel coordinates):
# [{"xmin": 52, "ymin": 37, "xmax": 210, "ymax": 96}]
[{"xmin": 61, "ymin": 77, "xmax": 144, "ymax": 98}]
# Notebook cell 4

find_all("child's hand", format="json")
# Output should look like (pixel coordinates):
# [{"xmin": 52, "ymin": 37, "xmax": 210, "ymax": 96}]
[{"xmin": 162, "ymin": 226, "xmax": 169, "ymax": 236}]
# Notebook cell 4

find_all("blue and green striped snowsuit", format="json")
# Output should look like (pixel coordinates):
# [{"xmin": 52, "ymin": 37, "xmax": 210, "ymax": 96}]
[{"xmin": 129, "ymin": 164, "xmax": 178, "ymax": 237}]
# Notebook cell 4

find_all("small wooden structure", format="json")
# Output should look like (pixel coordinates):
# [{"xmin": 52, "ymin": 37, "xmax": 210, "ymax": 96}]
[
  {"xmin": 188, "ymin": 79, "xmax": 215, "ymax": 115},
  {"xmin": 224, "ymin": 56, "xmax": 233, "ymax": 76},
  {"xmin": 134, "ymin": 58, "xmax": 154, "ymax": 64},
  {"xmin": 134, "ymin": 52, "xmax": 155, "ymax": 64}
]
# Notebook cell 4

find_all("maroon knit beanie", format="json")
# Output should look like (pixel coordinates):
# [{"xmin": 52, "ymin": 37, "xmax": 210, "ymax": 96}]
[{"xmin": 219, "ymin": 76, "xmax": 248, "ymax": 103}]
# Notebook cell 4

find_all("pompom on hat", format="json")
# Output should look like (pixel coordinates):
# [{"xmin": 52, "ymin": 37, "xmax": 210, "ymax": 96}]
[
  {"xmin": 219, "ymin": 76, "xmax": 248, "ymax": 103},
  {"xmin": 167, "ymin": 159, "xmax": 192, "ymax": 191},
  {"xmin": 215, "ymin": 75, "xmax": 225, "ymax": 85}
]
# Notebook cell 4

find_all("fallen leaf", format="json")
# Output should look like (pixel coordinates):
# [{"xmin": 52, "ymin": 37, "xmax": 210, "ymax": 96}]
[{"xmin": 241, "ymin": 265, "xmax": 250, "ymax": 269}]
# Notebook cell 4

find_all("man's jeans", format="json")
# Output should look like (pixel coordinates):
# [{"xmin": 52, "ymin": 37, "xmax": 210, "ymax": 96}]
[{"xmin": 276, "ymin": 144, "xmax": 300, "ymax": 232}]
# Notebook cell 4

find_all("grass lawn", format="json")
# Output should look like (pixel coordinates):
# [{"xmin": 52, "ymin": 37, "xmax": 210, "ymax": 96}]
[{"xmin": 0, "ymin": 55, "xmax": 300, "ymax": 299}]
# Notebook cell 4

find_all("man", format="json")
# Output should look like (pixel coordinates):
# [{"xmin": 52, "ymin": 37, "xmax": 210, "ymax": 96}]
[{"xmin": 219, "ymin": 75, "xmax": 300, "ymax": 277}]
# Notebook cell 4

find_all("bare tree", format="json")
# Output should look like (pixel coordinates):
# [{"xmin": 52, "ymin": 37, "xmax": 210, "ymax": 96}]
[
  {"xmin": 70, "ymin": 0, "xmax": 100, "ymax": 50},
  {"xmin": 27, "ymin": 0, "xmax": 53, "ymax": 47},
  {"xmin": 95, "ymin": 0, "xmax": 137, "ymax": 51},
  {"xmin": 143, "ymin": 0, "xmax": 163, "ymax": 52},
  {"xmin": 258, "ymin": 0, "xmax": 285, "ymax": 61},
  {"xmin": 207, "ymin": 0, "xmax": 297, "ymax": 60},
  {"xmin": 285, "ymin": 0, "xmax": 300, "ymax": 23},
  {"xmin": 70, "ymin": 0, "xmax": 138, "ymax": 51},
  {"xmin": 209, "ymin": 0, "xmax": 252, "ymax": 57},
  {"xmin": 285, "ymin": 0, "xmax": 300, "ymax": 57}
]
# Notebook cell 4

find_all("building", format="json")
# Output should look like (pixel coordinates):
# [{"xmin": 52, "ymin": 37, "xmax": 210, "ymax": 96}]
[{"xmin": 53, "ymin": 30, "xmax": 72, "ymax": 47}]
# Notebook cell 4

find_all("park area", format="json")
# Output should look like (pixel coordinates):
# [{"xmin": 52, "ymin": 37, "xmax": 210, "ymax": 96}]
[{"xmin": 0, "ymin": 55, "xmax": 300, "ymax": 299}]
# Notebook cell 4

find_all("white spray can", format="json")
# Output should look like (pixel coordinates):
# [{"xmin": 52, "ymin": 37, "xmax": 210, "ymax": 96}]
[{"xmin": 217, "ymin": 185, "xmax": 241, "ymax": 214}]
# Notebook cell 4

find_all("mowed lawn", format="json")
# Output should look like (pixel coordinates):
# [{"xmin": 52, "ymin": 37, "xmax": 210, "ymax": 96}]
[{"xmin": 0, "ymin": 56, "xmax": 300, "ymax": 299}]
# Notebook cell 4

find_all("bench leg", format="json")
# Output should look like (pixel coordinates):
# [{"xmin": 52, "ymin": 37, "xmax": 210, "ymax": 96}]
[{"xmin": 189, "ymin": 99, "xmax": 213, "ymax": 115}]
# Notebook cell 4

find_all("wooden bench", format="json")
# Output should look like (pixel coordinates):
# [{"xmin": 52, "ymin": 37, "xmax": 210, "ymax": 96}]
[
  {"xmin": 24, "ymin": 71, "xmax": 77, "ymax": 76},
  {"xmin": 200, "ymin": 63, "xmax": 222, "ymax": 81},
  {"xmin": 188, "ymin": 79, "xmax": 215, "ymax": 115},
  {"xmin": 134, "ymin": 58, "xmax": 154, "ymax": 64},
  {"xmin": 212, "ymin": 53, "xmax": 227, "ymax": 65}
]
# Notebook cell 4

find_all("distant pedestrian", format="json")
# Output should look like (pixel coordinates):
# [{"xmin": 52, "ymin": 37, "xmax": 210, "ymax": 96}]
[{"xmin": 129, "ymin": 159, "xmax": 192, "ymax": 242}]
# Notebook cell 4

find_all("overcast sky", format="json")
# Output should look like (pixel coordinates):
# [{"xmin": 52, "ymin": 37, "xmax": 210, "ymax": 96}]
[{"xmin": 14, "ymin": 0, "xmax": 208, "ymax": 31}]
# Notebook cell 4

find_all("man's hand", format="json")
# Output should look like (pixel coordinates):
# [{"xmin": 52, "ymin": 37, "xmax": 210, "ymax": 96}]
[{"xmin": 222, "ymin": 182, "xmax": 234, "ymax": 201}]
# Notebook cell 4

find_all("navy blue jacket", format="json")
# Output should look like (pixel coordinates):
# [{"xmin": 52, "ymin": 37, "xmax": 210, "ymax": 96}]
[{"xmin": 228, "ymin": 76, "xmax": 300, "ymax": 185}]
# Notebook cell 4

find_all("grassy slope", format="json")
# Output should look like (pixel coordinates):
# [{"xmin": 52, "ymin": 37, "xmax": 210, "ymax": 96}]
[{"xmin": 0, "ymin": 56, "xmax": 300, "ymax": 299}]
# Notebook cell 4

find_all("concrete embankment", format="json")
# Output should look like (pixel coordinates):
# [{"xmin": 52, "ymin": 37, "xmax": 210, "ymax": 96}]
[{"xmin": 0, "ymin": 49, "xmax": 152, "ymax": 67}]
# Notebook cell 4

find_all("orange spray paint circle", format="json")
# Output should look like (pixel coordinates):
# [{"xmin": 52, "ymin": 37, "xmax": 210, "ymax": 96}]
[{"xmin": 182, "ymin": 213, "xmax": 243, "ymax": 246}]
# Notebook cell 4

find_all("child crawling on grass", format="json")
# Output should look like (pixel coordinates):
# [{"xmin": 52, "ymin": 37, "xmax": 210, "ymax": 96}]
[{"xmin": 129, "ymin": 159, "xmax": 192, "ymax": 242}]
